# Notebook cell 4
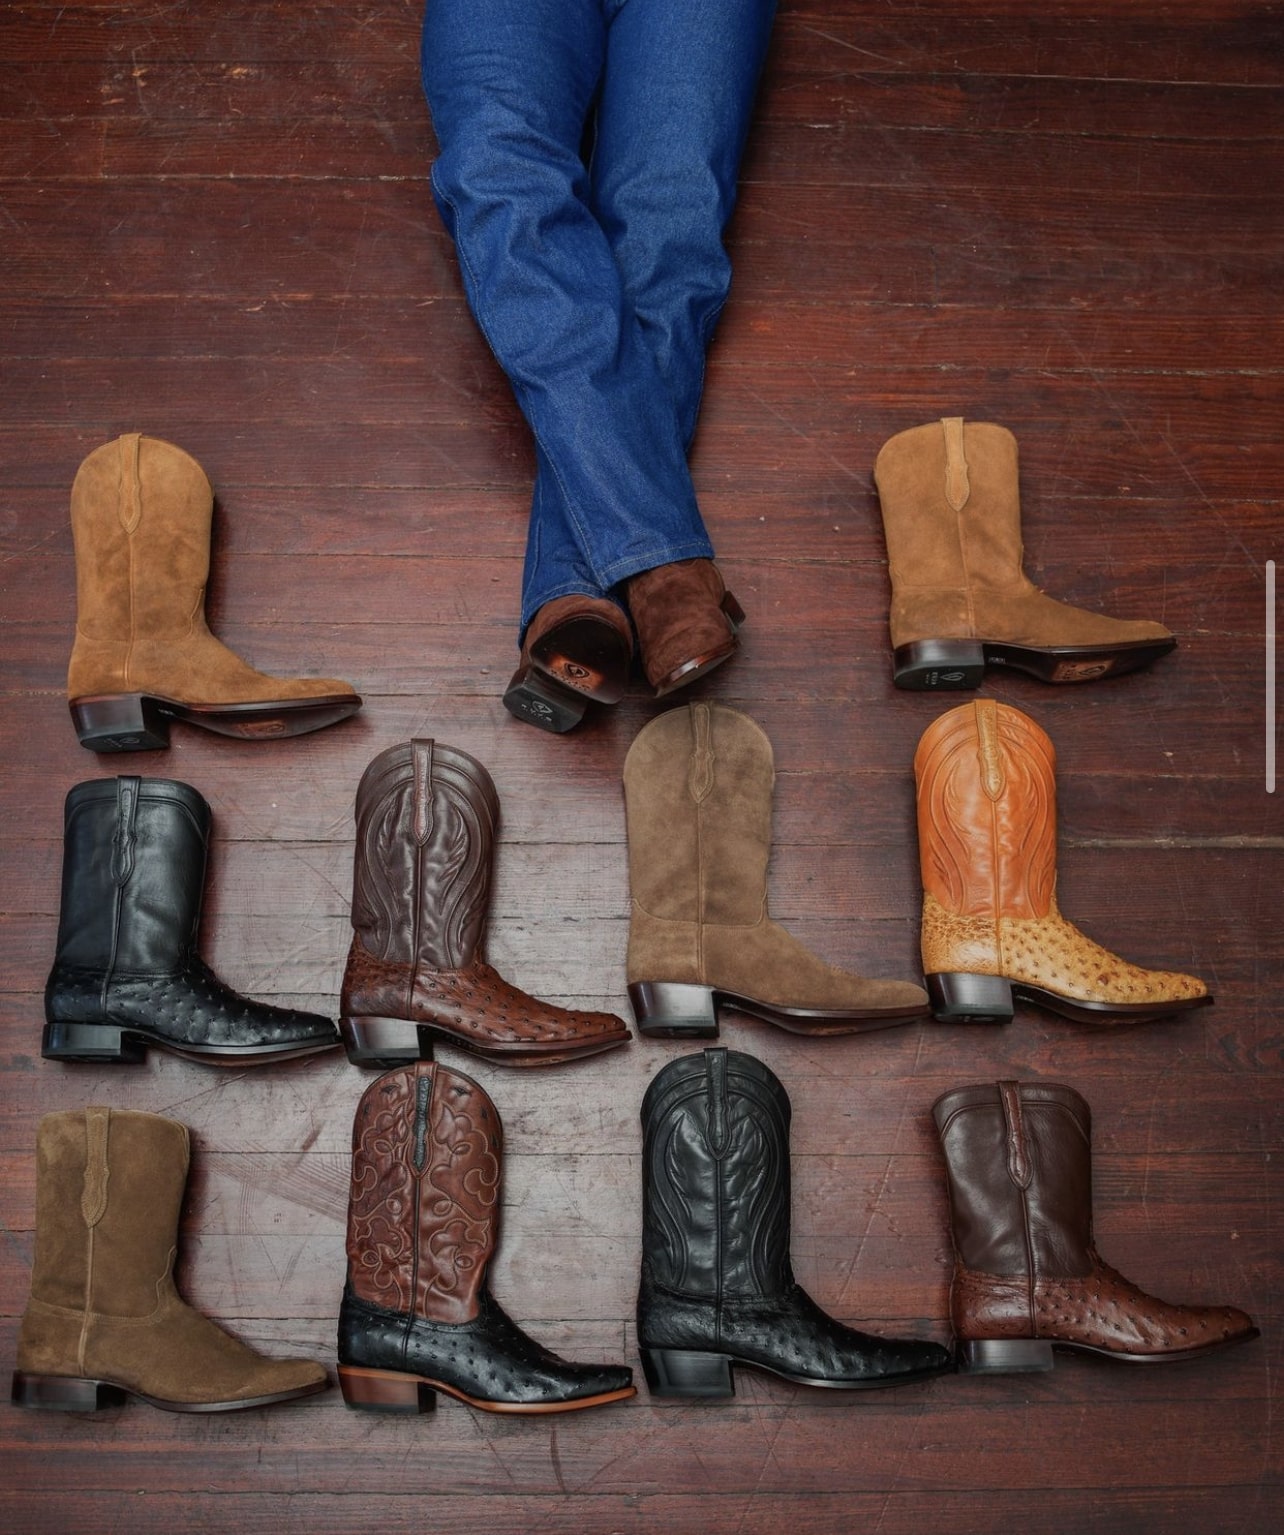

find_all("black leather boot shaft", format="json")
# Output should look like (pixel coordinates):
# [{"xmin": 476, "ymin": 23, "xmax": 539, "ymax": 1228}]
[
  {"xmin": 43, "ymin": 776, "xmax": 339, "ymax": 1065},
  {"xmin": 638, "ymin": 1047, "xmax": 952, "ymax": 1395}
]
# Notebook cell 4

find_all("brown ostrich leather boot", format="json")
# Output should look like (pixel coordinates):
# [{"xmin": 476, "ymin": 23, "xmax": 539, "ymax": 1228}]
[
  {"xmin": 68, "ymin": 433, "xmax": 361, "ymax": 751},
  {"xmin": 340, "ymin": 739, "xmax": 631, "ymax": 1066},
  {"xmin": 337, "ymin": 1061, "xmax": 635, "ymax": 1414},
  {"xmin": 12, "ymin": 1107, "xmax": 327, "ymax": 1412},
  {"xmin": 914, "ymin": 699, "xmax": 1210, "ymax": 1024},
  {"xmin": 624, "ymin": 702, "xmax": 928, "ymax": 1038},
  {"xmin": 873, "ymin": 418, "xmax": 1174, "ymax": 690},
  {"xmin": 933, "ymin": 1080, "xmax": 1259, "ymax": 1372},
  {"xmin": 626, "ymin": 558, "xmax": 744, "ymax": 695},
  {"xmin": 502, "ymin": 593, "xmax": 634, "ymax": 734}
]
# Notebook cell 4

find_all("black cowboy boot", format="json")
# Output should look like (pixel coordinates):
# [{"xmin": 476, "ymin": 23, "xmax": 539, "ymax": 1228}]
[
  {"xmin": 638, "ymin": 1047, "xmax": 952, "ymax": 1396},
  {"xmin": 43, "ymin": 776, "xmax": 340, "ymax": 1064}
]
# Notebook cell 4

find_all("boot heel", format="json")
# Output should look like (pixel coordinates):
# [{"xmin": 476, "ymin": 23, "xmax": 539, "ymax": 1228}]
[
  {"xmin": 341, "ymin": 1016, "xmax": 434, "ymax": 1068},
  {"xmin": 721, "ymin": 590, "xmax": 746, "ymax": 630},
  {"xmin": 628, "ymin": 982, "xmax": 719, "ymax": 1038},
  {"xmin": 41, "ymin": 1020, "xmax": 147, "ymax": 1064},
  {"xmin": 502, "ymin": 663, "xmax": 588, "ymax": 734},
  {"xmin": 70, "ymin": 694, "xmax": 171, "ymax": 752},
  {"xmin": 958, "ymin": 1338, "xmax": 1055, "ymax": 1374},
  {"xmin": 338, "ymin": 1365, "xmax": 437, "ymax": 1414},
  {"xmin": 640, "ymin": 1348, "xmax": 735, "ymax": 1399},
  {"xmin": 927, "ymin": 972, "xmax": 1014, "ymax": 1024},
  {"xmin": 893, "ymin": 640, "xmax": 986, "ymax": 691},
  {"xmin": 11, "ymin": 1371, "xmax": 129, "ymax": 1411}
]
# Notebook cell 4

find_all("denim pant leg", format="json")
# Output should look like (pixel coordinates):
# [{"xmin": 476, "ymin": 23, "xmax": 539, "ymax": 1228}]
[
  {"xmin": 591, "ymin": 0, "xmax": 777, "ymax": 451},
  {"xmin": 423, "ymin": 0, "xmax": 771, "ymax": 635}
]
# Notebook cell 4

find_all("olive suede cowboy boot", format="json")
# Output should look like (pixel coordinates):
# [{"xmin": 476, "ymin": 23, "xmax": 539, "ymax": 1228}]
[
  {"xmin": 638, "ymin": 1048, "xmax": 952, "ymax": 1397},
  {"xmin": 913, "ymin": 700, "xmax": 1210, "ymax": 1025},
  {"xmin": 624, "ymin": 701, "xmax": 928, "ymax": 1037},
  {"xmin": 43, "ymin": 776, "xmax": 340, "ymax": 1065},
  {"xmin": 933, "ymin": 1080, "xmax": 1259, "ymax": 1373},
  {"xmin": 873, "ymin": 418, "xmax": 1174, "ymax": 690},
  {"xmin": 340, "ymin": 739, "xmax": 631, "ymax": 1066},
  {"xmin": 12, "ymin": 1107, "xmax": 328, "ymax": 1412},
  {"xmin": 68, "ymin": 432, "xmax": 361, "ymax": 751},
  {"xmin": 337, "ymin": 1061, "xmax": 636, "ymax": 1414}
]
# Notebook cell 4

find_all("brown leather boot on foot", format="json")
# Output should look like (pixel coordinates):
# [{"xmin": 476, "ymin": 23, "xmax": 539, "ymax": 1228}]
[
  {"xmin": 874, "ymin": 418, "xmax": 1174, "ymax": 690},
  {"xmin": 68, "ymin": 433, "xmax": 361, "ymax": 751},
  {"xmin": 934, "ymin": 1080, "xmax": 1258, "ymax": 1372},
  {"xmin": 340, "ymin": 739, "xmax": 631, "ymax": 1067},
  {"xmin": 502, "ymin": 593, "xmax": 633, "ymax": 733},
  {"xmin": 914, "ymin": 699, "xmax": 1210, "ymax": 1025},
  {"xmin": 624, "ymin": 702, "xmax": 929, "ymax": 1038},
  {"xmin": 11, "ymin": 1107, "xmax": 328, "ymax": 1412},
  {"xmin": 626, "ymin": 558, "xmax": 744, "ymax": 695}
]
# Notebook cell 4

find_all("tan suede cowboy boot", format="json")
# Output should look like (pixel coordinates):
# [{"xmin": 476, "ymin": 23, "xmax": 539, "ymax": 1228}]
[
  {"xmin": 624, "ymin": 702, "xmax": 928, "ymax": 1037},
  {"xmin": 12, "ymin": 1107, "xmax": 327, "ymax": 1412},
  {"xmin": 934, "ymin": 1080, "xmax": 1258, "ymax": 1373},
  {"xmin": 68, "ymin": 433, "xmax": 361, "ymax": 751},
  {"xmin": 874, "ymin": 418, "xmax": 1174, "ymax": 690},
  {"xmin": 340, "ymin": 738, "xmax": 631, "ymax": 1066},
  {"xmin": 914, "ymin": 699, "xmax": 1210, "ymax": 1023}
]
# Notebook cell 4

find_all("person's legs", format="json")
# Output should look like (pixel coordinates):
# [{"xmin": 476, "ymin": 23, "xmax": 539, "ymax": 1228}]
[
  {"xmin": 421, "ymin": 0, "xmax": 714, "ymax": 633},
  {"xmin": 590, "ymin": 0, "xmax": 777, "ymax": 451}
]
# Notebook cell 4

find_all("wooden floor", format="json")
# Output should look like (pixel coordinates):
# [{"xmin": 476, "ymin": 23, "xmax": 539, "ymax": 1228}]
[{"xmin": 2, "ymin": 2, "xmax": 1281, "ymax": 1530}]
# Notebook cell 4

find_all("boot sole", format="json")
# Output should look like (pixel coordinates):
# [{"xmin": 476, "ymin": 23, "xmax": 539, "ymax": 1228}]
[
  {"xmin": 958, "ymin": 1328, "xmax": 1260, "ymax": 1373},
  {"xmin": 11, "ymin": 1369, "xmax": 328, "ymax": 1413},
  {"xmin": 926, "ymin": 971, "xmax": 1214, "ymax": 1026},
  {"xmin": 892, "ymin": 635, "xmax": 1177, "ymax": 690},
  {"xmin": 70, "ymin": 691, "xmax": 362, "ymax": 752},
  {"xmin": 528, "ymin": 612, "xmax": 632, "ymax": 704},
  {"xmin": 340, "ymin": 1013, "xmax": 631, "ymax": 1069},
  {"xmin": 42, "ymin": 1019, "xmax": 341, "ymax": 1066},
  {"xmin": 628, "ymin": 980, "xmax": 929, "ymax": 1039},
  {"xmin": 640, "ymin": 1346, "xmax": 953, "ymax": 1398},
  {"xmin": 338, "ymin": 1364, "xmax": 635, "ymax": 1415}
]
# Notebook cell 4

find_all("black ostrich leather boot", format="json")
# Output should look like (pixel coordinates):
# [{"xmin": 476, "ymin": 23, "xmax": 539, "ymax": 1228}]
[
  {"xmin": 637, "ymin": 1047, "xmax": 952, "ymax": 1396},
  {"xmin": 42, "ymin": 776, "xmax": 340, "ymax": 1065},
  {"xmin": 337, "ymin": 1061, "xmax": 636, "ymax": 1415}
]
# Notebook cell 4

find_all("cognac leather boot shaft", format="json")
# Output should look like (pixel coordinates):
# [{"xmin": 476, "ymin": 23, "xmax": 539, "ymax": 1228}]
[
  {"xmin": 873, "ymin": 417, "xmax": 1174, "ymax": 689},
  {"xmin": 625, "ymin": 702, "xmax": 928, "ymax": 1037},
  {"xmin": 68, "ymin": 432, "xmax": 360, "ymax": 751},
  {"xmin": 933, "ymin": 1080, "xmax": 1258, "ymax": 1372},
  {"xmin": 337, "ymin": 1062, "xmax": 635, "ymax": 1414},
  {"xmin": 43, "ymin": 776, "xmax": 340, "ymax": 1065},
  {"xmin": 914, "ymin": 699, "xmax": 1210, "ymax": 1024},
  {"xmin": 638, "ymin": 1048, "xmax": 952, "ymax": 1396},
  {"xmin": 340, "ymin": 739, "xmax": 630, "ymax": 1067},
  {"xmin": 12, "ymin": 1107, "xmax": 327, "ymax": 1412}
]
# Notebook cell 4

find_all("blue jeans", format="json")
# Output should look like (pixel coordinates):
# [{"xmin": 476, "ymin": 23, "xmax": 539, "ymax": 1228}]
[{"xmin": 421, "ymin": 0, "xmax": 777, "ymax": 636}]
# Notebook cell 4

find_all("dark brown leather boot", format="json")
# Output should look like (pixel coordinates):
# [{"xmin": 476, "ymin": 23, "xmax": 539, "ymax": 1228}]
[
  {"xmin": 502, "ymin": 593, "xmax": 633, "ymax": 733},
  {"xmin": 340, "ymin": 739, "xmax": 631, "ymax": 1066},
  {"xmin": 626, "ymin": 558, "xmax": 744, "ymax": 695},
  {"xmin": 933, "ymin": 1080, "xmax": 1259, "ymax": 1372},
  {"xmin": 337, "ymin": 1062, "xmax": 636, "ymax": 1414}
]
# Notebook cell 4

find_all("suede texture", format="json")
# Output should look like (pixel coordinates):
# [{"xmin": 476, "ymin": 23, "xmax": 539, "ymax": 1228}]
[
  {"xmin": 625, "ymin": 558, "xmax": 737, "ymax": 690},
  {"xmin": 624, "ymin": 702, "xmax": 927, "ymax": 1010},
  {"xmin": 874, "ymin": 418, "xmax": 1172, "ymax": 650},
  {"xmin": 16, "ymin": 1107, "xmax": 325, "ymax": 1405},
  {"xmin": 68, "ymin": 433, "xmax": 356, "ymax": 706}
]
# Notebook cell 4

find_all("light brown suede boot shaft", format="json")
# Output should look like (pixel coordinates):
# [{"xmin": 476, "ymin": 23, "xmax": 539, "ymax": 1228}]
[
  {"xmin": 13, "ymin": 1107, "xmax": 327, "ymax": 1412},
  {"xmin": 914, "ymin": 700, "xmax": 1209, "ymax": 1024},
  {"xmin": 873, "ymin": 418, "xmax": 1174, "ymax": 689},
  {"xmin": 624, "ymin": 701, "xmax": 927, "ymax": 1038},
  {"xmin": 68, "ymin": 432, "xmax": 360, "ymax": 750}
]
